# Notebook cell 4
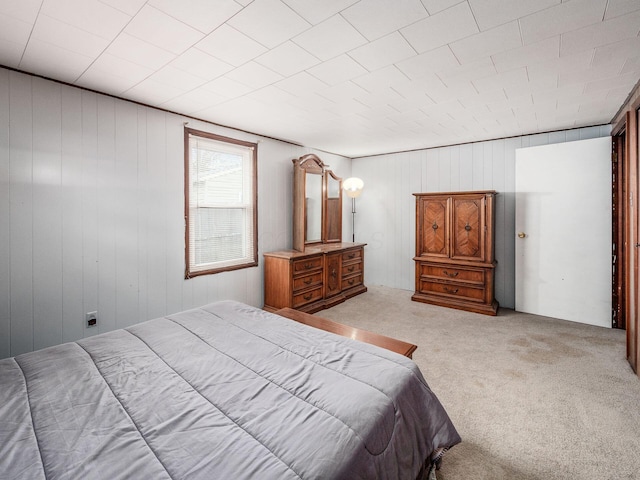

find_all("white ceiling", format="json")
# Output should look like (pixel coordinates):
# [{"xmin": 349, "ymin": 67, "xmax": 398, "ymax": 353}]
[{"xmin": 1, "ymin": 0, "xmax": 639, "ymax": 157}]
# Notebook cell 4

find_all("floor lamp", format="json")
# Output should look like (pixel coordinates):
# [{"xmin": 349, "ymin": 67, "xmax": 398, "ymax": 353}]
[{"xmin": 343, "ymin": 177, "xmax": 364, "ymax": 242}]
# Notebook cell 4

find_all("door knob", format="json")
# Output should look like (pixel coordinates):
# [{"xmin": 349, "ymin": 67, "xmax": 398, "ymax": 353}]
[{"xmin": 518, "ymin": 232, "xmax": 526, "ymax": 238}]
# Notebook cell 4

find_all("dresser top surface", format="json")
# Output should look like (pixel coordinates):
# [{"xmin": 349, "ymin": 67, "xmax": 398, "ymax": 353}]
[{"xmin": 264, "ymin": 242, "xmax": 366, "ymax": 259}]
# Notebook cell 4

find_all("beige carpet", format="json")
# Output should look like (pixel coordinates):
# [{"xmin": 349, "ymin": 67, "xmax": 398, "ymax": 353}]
[{"xmin": 320, "ymin": 285, "xmax": 640, "ymax": 480}]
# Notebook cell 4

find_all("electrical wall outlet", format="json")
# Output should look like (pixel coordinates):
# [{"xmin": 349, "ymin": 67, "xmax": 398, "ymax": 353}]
[{"xmin": 86, "ymin": 311, "xmax": 97, "ymax": 328}]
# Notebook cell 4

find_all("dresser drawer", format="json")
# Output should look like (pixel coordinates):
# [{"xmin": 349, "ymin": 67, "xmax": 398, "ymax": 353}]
[
  {"xmin": 418, "ymin": 279, "xmax": 485, "ymax": 302},
  {"xmin": 293, "ymin": 271, "xmax": 323, "ymax": 292},
  {"xmin": 342, "ymin": 273, "xmax": 363, "ymax": 290},
  {"xmin": 292, "ymin": 286, "xmax": 323, "ymax": 308},
  {"xmin": 293, "ymin": 257, "xmax": 323, "ymax": 275},
  {"xmin": 420, "ymin": 264, "xmax": 484, "ymax": 284},
  {"xmin": 342, "ymin": 249, "xmax": 362, "ymax": 262},
  {"xmin": 342, "ymin": 261, "xmax": 362, "ymax": 276}
]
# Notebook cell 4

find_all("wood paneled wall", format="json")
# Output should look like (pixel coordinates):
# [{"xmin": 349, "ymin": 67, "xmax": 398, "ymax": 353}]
[
  {"xmin": 0, "ymin": 69, "xmax": 351, "ymax": 358},
  {"xmin": 352, "ymin": 125, "xmax": 612, "ymax": 309},
  {"xmin": 0, "ymin": 66, "xmax": 615, "ymax": 358}
]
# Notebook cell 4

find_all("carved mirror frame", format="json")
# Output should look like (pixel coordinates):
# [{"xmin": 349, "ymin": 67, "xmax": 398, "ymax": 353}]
[{"xmin": 293, "ymin": 154, "xmax": 343, "ymax": 252}]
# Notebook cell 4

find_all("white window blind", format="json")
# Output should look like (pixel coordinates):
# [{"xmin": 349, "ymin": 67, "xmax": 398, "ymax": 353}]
[{"xmin": 186, "ymin": 129, "xmax": 257, "ymax": 277}]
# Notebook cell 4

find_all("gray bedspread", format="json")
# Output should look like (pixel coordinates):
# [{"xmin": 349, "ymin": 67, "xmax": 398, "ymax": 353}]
[{"xmin": 0, "ymin": 301, "xmax": 460, "ymax": 479}]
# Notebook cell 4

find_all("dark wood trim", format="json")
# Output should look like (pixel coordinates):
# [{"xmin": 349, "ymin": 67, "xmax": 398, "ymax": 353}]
[
  {"xmin": 185, "ymin": 127, "xmax": 258, "ymax": 149},
  {"xmin": 630, "ymin": 109, "xmax": 639, "ymax": 372},
  {"xmin": 611, "ymin": 77, "xmax": 640, "ymax": 127},
  {"xmin": 184, "ymin": 127, "xmax": 191, "ymax": 279},
  {"xmin": 184, "ymin": 127, "xmax": 259, "ymax": 279},
  {"xmin": 624, "ymin": 110, "xmax": 638, "ymax": 373},
  {"xmin": 613, "ymin": 117, "xmax": 627, "ymax": 137},
  {"xmin": 612, "ymin": 134, "xmax": 626, "ymax": 329},
  {"xmin": 275, "ymin": 307, "xmax": 417, "ymax": 359}
]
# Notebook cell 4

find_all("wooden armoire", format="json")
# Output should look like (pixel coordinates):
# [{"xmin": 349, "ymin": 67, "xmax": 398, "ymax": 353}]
[{"xmin": 412, "ymin": 191, "xmax": 498, "ymax": 315}]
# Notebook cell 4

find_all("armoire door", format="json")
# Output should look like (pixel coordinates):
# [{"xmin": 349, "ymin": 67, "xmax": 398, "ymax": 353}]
[
  {"xmin": 450, "ymin": 195, "xmax": 485, "ymax": 262},
  {"xmin": 418, "ymin": 196, "xmax": 449, "ymax": 258}
]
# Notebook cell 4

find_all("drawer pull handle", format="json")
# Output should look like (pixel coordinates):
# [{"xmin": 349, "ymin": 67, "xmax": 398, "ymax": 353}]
[
  {"xmin": 303, "ymin": 263, "xmax": 313, "ymax": 270},
  {"xmin": 303, "ymin": 278, "xmax": 312, "ymax": 285},
  {"xmin": 348, "ymin": 253, "xmax": 355, "ymax": 259},
  {"xmin": 444, "ymin": 287, "xmax": 459, "ymax": 294},
  {"xmin": 443, "ymin": 270, "xmax": 458, "ymax": 278},
  {"xmin": 348, "ymin": 266, "xmax": 355, "ymax": 272},
  {"xmin": 348, "ymin": 279, "xmax": 354, "ymax": 285},
  {"xmin": 303, "ymin": 293, "xmax": 313, "ymax": 300}
]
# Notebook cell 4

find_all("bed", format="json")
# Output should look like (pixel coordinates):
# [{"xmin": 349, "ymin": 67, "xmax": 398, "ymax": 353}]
[{"xmin": 0, "ymin": 300, "xmax": 460, "ymax": 479}]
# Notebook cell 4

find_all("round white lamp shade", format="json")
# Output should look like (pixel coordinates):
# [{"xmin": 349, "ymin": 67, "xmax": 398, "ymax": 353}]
[{"xmin": 343, "ymin": 177, "xmax": 364, "ymax": 198}]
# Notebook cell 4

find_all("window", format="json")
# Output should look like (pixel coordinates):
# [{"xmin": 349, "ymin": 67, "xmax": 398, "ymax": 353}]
[{"xmin": 184, "ymin": 128, "xmax": 257, "ymax": 278}]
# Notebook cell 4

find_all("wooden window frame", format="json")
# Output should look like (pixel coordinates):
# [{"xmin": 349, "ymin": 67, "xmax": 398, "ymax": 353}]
[{"xmin": 184, "ymin": 127, "xmax": 258, "ymax": 278}]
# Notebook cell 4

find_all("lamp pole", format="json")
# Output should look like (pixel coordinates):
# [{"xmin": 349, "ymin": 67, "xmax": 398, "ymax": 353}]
[
  {"xmin": 343, "ymin": 177, "xmax": 364, "ymax": 244},
  {"xmin": 351, "ymin": 197, "xmax": 356, "ymax": 242}
]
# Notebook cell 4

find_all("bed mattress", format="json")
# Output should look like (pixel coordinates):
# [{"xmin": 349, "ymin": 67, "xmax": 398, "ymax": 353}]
[{"xmin": 0, "ymin": 301, "xmax": 460, "ymax": 479}]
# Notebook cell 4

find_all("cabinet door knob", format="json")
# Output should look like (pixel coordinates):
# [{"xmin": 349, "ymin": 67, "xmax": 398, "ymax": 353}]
[{"xmin": 518, "ymin": 232, "xmax": 526, "ymax": 238}]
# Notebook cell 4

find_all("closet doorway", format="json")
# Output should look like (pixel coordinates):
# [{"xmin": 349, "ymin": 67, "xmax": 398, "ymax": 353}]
[{"xmin": 613, "ymin": 108, "xmax": 639, "ymax": 375}]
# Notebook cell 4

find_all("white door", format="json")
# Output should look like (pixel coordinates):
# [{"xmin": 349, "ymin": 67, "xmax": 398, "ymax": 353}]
[{"xmin": 515, "ymin": 137, "xmax": 612, "ymax": 328}]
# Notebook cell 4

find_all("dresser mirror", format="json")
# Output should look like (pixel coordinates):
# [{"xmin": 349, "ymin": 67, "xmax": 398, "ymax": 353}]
[
  {"xmin": 293, "ymin": 154, "xmax": 342, "ymax": 251},
  {"xmin": 305, "ymin": 172, "xmax": 322, "ymax": 243},
  {"xmin": 324, "ymin": 171, "xmax": 342, "ymax": 243}
]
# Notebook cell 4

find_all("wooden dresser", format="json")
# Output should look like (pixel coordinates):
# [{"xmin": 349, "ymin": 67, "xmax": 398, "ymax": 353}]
[
  {"xmin": 412, "ymin": 191, "xmax": 498, "ymax": 315},
  {"xmin": 264, "ymin": 243, "xmax": 367, "ymax": 313}
]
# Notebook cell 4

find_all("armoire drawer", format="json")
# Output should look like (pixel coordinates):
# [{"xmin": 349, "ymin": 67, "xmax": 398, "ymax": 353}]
[
  {"xmin": 418, "ymin": 280, "xmax": 485, "ymax": 302},
  {"xmin": 419, "ymin": 264, "xmax": 484, "ymax": 284},
  {"xmin": 292, "ymin": 286, "xmax": 323, "ymax": 308}
]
